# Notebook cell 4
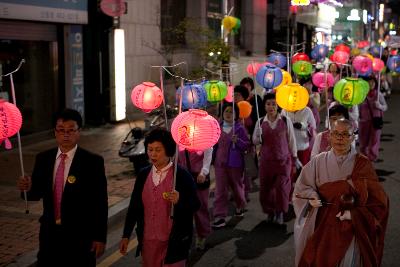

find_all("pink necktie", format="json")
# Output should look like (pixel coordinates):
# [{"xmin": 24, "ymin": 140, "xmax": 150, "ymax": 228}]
[{"xmin": 54, "ymin": 153, "xmax": 67, "ymax": 224}]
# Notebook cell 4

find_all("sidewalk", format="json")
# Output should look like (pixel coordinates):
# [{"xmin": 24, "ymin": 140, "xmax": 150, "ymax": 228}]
[{"xmin": 0, "ymin": 121, "xmax": 142, "ymax": 267}]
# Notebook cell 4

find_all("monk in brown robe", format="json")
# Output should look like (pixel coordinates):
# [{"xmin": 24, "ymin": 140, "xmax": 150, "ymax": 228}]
[{"xmin": 293, "ymin": 118, "xmax": 389, "ymax": 267}]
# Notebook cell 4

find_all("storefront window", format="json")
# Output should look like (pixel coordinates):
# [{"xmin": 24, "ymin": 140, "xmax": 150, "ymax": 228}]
[{"xmin": 0, "ymin": 39, "xmax": 58, "ymax": 135}]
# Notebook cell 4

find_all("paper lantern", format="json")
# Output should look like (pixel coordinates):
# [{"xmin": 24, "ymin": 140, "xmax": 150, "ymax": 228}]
[
  {"xmin": 256, "ymin": 65, "xmax": 283, "ymax": 90},
  {"xmin": 204, "ymin": 80, "xmax": 228, "ymax": 102},
  {"xmin": 267, "ymin": 53, "xmax": 287, "ymax": 69},
  {"xmin": 276, "ymin": 83, "xmax": 309, "ymax": 112},
  {"xmin": 369, "ymin": 45, "xmax": 382, "ymax": 57},
  {"xmin": 352, "ymin": 56, "xmax": 373, "ymax": 76},
  {"xmin": 331, "ymin": 51, "xmax": 349, "ymax": 65},
  {"xmin": 311, "ymin": 44, "xmax": 329, "ymax": 61},
  {"xmin": 387, "ymin": 55, "xmax": 400, "ymax": 73},
  {"xmin": 246, "ymin": 62, "xmax": 261, "ymax": 76},
  {"xmin": 335, "ymin": 43, "xmax": 351, "ymax": 54},
  {"xmin": 237, "ymin": 101, "xmax": 252, "ymax": 119},
  {"xmin": 351, "ymin": 48, "xmax": 361, "ymax": 57},
  {"xmin": 312, "ymin": 72, "xmax": 334, "ymax": 90},
  {"xmin": 222, "ymin": 16, "xmax": 241, "ymax": 34},
  {"xmin": 131, "ymin": 82, "xmax": 163, "ymax": 113},
  {"xmin": 171, "ymin": 109, "xmax": 221, "ymax": 151},
  {"xmin": 357, "ymin": 40, "xmax": 370, "ymax": 49},
  {"xmin": 333, "ymin": 78, "xmax": 369, "ymax": 107},
  {"xmin": 292, "ymin": 61, "xmax": 313, "ymax": 77},
  {"xmin": 275, "ymin": 70, "xmax": 292, "ymax": 92},
  {"xmin": 177, "ymin": 83, "xmax": 207, "ymax": 109},
  {"xmin": 225, "ymin": 85, "xmax": 234, "ymax": 103},
  {"xmin": 0, "ymin": 99, "xmax": 22, "ymax": 149},
  {"xmin": 362, "ymin": 53, "xmax": 374, "ymax": 61},
  {"xmin": 372, "ymin": 58, "xmax": 385, "ymax": 73},
  {"xmin": 292, "ymin": 52, "xmax": 310, "ymax": 64}
]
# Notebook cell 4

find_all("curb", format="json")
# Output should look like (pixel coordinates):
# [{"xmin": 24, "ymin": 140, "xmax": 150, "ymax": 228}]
[{"xmin": 9, "ymin": 198, "xmax": 131, "ymax": 267}]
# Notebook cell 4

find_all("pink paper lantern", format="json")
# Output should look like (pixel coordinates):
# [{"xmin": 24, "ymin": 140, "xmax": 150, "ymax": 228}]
[
  {"xmin": 225, "ymin": 85, "xmax": 234, "ymax": 102},
  {"xmin": 246, "ymin": 63, "xmax": 261, "ymax": 76},
  {"xmin": 131, "ymin": 82, "xmax": 164, "ymax": 113},
  {"xmin": 312, "ymin": 72, "xmax": 334, "ymax": 90},
  {"xmin": 335, "ymin": 43, "xmax": 351, "ymax": 55},
  {"xmin": 171, "ymin": 109, "xmax": 221, "ymax": 151},
  {"xmin": 352, "ymin": 56, "xmax": 373, "ymax": 76},
  {"xmin": 0, "ymin": 99, "xmax": 22, "ymax": 149},
  {"xmin": 331, "ymin": 51, "xmax": 349, "ymax": 65},
  {"xmin": 372, "ymin": 58, "xmax": 385, "ymax": 72}
]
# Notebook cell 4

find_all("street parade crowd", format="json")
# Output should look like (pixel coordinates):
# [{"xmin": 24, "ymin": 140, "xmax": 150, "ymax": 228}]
[{"xmin": 16, "ymin": 43, "xmax": 394, "ymax": 266}]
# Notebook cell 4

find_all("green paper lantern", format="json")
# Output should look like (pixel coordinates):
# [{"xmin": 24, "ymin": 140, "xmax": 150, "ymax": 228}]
[
  {"xmin": 292, "ymin": 60, "xmax": 313, "ymax": 76},
  {"xmin": 333, "ymin": 78, "xmax": 369, "ymax": 107},
  {"xmin": 204, "ymin": 80, "xmax": 228, "ymax": 102}
]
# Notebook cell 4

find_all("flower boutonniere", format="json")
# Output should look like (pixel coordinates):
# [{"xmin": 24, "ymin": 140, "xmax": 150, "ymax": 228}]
[{"xmin": 67, "ymin": 175, "xmax": 77, "ymax": 184}]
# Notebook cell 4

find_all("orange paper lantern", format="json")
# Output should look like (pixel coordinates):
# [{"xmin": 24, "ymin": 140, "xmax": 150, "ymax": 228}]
[{"xmin": 237, "ymin": 101, "xmax": 252, "ymax": 119}]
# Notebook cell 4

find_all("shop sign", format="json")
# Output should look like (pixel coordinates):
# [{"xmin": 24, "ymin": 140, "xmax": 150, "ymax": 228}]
[{"xmin": 0, "ymin": 0, "xmax": 88, "ymax": 24}]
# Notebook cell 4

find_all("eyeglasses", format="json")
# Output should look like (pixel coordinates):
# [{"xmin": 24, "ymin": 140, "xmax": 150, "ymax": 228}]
[
  {"xmin": 55, "ymin": 128, "xmax": 79, "ymax": 135},
  {"xmin": 330, "ymin": 131, "xmax": 353, "ymax": 139}
]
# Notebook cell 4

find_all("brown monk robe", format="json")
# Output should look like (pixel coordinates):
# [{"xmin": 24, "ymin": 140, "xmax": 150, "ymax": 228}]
[{"xmin": 297, "ymin": 154, "xmax": 388, "ymax": 267}]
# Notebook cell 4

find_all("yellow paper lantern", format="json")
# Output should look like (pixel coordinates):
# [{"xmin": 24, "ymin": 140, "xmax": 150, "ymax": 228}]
[
  {"xmin": 276, "ymin": 83, "xmax": 309, "ymax": 112},
  {"xmin": 351, "ymin": 48, "xmax": 361, "ymax": 57},
  {"xmin": 222, "ymin": 16, "xmax": 237, "ymax": 32},
  {"xmin": 275, "ymin": 70, "xmax": 292, "ymax": 92},
  {"xmin": 362, "ymin": 53, "xmax": 374, "ymax": 60},
  {"xmin": 237, "ymin": 101, "xmax": 252, "ymax": 119}
]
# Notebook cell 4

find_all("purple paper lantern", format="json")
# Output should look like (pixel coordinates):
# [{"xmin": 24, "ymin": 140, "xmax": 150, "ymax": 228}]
[
  {"xmin": 369, "ymin": 45, "xmax": 382, "ymax": 57},
  {"xmin": 256, "ymin": 65, "xmax": 283, "ymax": 90},
  {"xmin": 177, "ymin": 83, "xmax": 208, "ymax": 109},
  {"xmin": 266, "ymin": 53, "xmax": 287, "ymax": 69},
  {"xmin": 387, "ymin": 55, "xmax": 400, "ymax": 73},
  {"xmin": 311, "ymin": 44, "xmax": 329, "ymax": 61}
]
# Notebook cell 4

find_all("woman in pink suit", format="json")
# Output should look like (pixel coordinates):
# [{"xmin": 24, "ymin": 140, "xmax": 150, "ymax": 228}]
[
  {"xmin": 358, "ymin": 77, "xmax": 387, "ymax": 162},
  {"xmin": 253, "ymin": 93, "xmax": 298, "ymax": 224}
]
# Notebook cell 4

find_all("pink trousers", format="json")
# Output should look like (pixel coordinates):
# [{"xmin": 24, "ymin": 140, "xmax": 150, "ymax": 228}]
[
  {"xmin": 195, "ymin": 189, "xmax": 211, "ymax": 238},
  {"xmin": 142, "ymin": 239, "xmax": 186, "ymax": 267},
  {"xmin": 213, "ymin": 167, "xmax": 246, "ymax": 219},
  {"xmin": 359, "ymin": 120, "xmax": 381, "ymax": 161}
]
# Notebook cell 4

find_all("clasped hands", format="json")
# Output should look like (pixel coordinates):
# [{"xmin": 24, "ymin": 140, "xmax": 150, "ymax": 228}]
[{"xmin": 308, "ymin": 198, "xmax": 351, "ymax": 221}]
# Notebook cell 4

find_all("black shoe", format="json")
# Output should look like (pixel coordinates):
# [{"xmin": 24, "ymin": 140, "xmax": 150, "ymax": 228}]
[
  {"xmin": 212, "ymin": 218, "xmax": 226, "ymax": 228},
  {"xmin": 235, "ymin": 208, "xmax": 245, "ymax": 217}
]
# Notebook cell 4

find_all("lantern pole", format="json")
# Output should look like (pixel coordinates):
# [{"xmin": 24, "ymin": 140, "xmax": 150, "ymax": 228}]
[
  {"xmin": 323, "ymin": 63, "xmax": 330, "ymax": 126},
  {"xmin": 250, "ymin": 61, "xmax": 262, "ymax": 144},
  {"xmin": 159, "ymin": 67, "xmax": 169, "ymax": 129},
  {"xmin": 2, "ymin": 59, "xmax": 28, "ymax": 214},
  {"xmin": 377, "ymin": 45, "xmax": 383, "ymax": 94}
]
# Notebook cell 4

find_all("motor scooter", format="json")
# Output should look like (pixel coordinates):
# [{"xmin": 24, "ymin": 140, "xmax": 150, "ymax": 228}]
[{"xmin": 119, "ymin": 105, "xmax": 178, "ymax": 173}]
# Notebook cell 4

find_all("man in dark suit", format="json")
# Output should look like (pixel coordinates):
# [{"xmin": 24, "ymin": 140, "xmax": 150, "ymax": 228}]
[{"xmin": 17, "ymin": 109, "xmax": 108, "ymax": 267}]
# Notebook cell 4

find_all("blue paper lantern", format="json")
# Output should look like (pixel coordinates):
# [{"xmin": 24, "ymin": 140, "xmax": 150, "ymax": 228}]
[
  {"xmin": 266, "ymin": 53, "xmax": 287, "ymax": 69},
  {"xmin": 387, "ymin": 55, "xmax": 400, "ymax": 73},
  {"xmin": 369, "ymin": 45, "xmax": 382, "ymax": 57},
  {"xmin": 256, "ymin": 65, "xmax": 283, "ymax": 90},
  {"xmin": 311, "ymin": 44, "xmax": 329, "ymax": 61},
  {"xmin": 177, "ymin": 83, "xmax": 208, "ymax": 109}
]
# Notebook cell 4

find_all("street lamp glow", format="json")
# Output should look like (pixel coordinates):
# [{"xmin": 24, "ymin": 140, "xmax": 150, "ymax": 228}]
[
  {"xmin": 347, "ymin": 9, "xmax": 360, "ymax": 21},
  {"xmin": 113, "ymin": 28, "xmax": 126, "ymax": 121},
  {"xmin": 379, "ymin": 4, "xmax": 384, "ymax": 22},
  {"xmin": 338, "ymin": 35, "xmax": 343, "ymax": 40},
  {"xmin": 363, "ymin": 10, "xmax": 368, "ymax": 24}
]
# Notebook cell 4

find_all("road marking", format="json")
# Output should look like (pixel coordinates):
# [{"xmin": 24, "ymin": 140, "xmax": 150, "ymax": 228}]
[{"xmin": 97, "ymin": 238, "xmax": 138, "ymax": 267}]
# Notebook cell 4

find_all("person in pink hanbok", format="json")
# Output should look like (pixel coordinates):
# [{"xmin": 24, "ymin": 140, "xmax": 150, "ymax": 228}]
[
  {"xmin": 311, "ymin": 104, "xmax": 349, "ymax": 158},
  {"xmin": 212, "ymin": 103, "xmax": 250, "ymax": 228},
  {"xmin": 252, "ymin": 93, "xmax": 297, "ymax": 224},
  {"xmin": 359, "ymin": 76, "xmax": 388, "ymax": 162},
  {"xmin": 178, "ymin": 146, "xmax": 212, "ymax": 250},
  {"xmin": 120, "ymin": 128, "xmax": 200, "ymax": 267}
]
